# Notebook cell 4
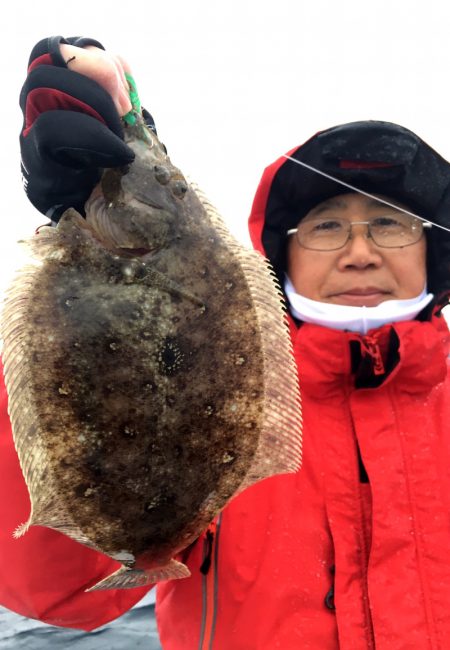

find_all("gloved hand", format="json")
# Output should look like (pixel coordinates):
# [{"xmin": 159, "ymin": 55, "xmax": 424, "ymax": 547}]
[{"xmin": 19, "ymin": 35, "xmax": 156, "ymax": 222}]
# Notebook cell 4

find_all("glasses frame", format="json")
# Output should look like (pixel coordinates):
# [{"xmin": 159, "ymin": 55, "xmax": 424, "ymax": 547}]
[{"xmin": 286, "ymin": 217, "xmax": 433, "ymax": 251}]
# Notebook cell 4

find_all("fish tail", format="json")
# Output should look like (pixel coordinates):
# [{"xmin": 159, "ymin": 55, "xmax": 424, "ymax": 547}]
[{"xmin": 86, "ymin": 559, "xmax": 191, "ymax": 591}]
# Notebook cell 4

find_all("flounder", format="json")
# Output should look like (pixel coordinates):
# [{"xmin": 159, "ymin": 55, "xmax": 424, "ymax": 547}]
[{"xmin": 1, "ymin": 115, "xmax": 301, "ymax": 590}]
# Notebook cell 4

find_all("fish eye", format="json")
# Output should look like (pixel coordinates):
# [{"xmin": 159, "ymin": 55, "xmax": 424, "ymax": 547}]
[
  {"xmin": 154, "ymin": 165, "xmax": 171, "ymax": 185},
  {"xmin": 172, "ymin": 180, "xmax": 188, "ymax": 199}
]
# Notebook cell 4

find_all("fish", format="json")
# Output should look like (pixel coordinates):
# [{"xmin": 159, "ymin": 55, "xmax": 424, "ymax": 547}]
[{"xmin": 1, "ymin": 115, "xmax": 302, "ymax": 591}]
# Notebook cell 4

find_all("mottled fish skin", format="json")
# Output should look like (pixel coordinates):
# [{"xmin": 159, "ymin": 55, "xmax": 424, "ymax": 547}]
[{"xmin": 2, "ymin": 117, "xmax": 302, "ymax": 590}]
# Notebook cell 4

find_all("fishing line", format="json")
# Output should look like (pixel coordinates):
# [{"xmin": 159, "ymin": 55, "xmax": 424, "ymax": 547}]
[{"xmin": 283, "ymin": 154, "xmax": 450, "ymax": 234}]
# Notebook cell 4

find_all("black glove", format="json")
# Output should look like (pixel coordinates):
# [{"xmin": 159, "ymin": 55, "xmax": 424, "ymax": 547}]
[{"xmin": 19, "ymin": 35, "xmax": 156, "ymax": 222}]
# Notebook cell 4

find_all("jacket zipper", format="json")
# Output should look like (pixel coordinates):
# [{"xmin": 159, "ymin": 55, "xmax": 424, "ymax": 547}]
[
  {"xmin": 198, "ymin": 515, "xmax": 221, "ymax": 650},
  {"xmin": 359, "ymin": 334, "xmax": 385, "ymax": 376},
  {"xmin": 346, "ymin": 381, "xmax": 376, "ymax": 649},
  {"xmin": 357, "ymin": 477, "xmax": 376, "ymax": 650}
]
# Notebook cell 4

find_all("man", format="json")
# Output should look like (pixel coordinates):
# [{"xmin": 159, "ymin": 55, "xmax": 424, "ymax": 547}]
[{"xmin": 0, "ymin": 35, "xmax": 449, "ymax": 649}]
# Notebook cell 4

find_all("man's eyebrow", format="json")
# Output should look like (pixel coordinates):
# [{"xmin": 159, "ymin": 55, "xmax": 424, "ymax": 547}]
[
  {"xmin": 366, "ymin": 197, "xmax": 405, "ymax": 211},
  {"xmin": 310, "ymin": 196, "xmax": 406, "ymax": 215},
  {"xmin": 309, "ymin": 199, "xmax": 347, "ymax": 215}
]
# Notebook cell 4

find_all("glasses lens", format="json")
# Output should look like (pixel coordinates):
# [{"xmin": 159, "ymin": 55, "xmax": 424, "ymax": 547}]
[
  {"xmin": 297, "ymin": 216, "xmax": 349, "ymax": 250},
  {"xmin": 296, "ymin": 213, "xmax": 424, "ymax": 250},
  {"xmin": 369, "ymin": 214, "xmax": 423, "ymax": 247}
]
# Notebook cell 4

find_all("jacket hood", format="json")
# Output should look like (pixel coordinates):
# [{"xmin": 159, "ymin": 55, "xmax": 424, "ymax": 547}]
[{"xmin": 248, "ymin": 120, "xmax": 450, "ymax": 303}]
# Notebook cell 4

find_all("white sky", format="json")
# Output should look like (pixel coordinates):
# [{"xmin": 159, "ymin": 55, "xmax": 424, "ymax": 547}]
[{"xmin": 2, "ymin": 0, "xmax": 450, "ymax": 319}]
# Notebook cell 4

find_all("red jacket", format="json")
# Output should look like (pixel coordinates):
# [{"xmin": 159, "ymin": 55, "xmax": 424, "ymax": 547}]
[
  {"xmin": 155, "ymin": 313, "xmax": 450, "ymax": 650},
  {"xmin": 1, "ymin": 151, "xmax": 450, "ymax": 648},
  {"xmin": 1, "ymin": 313, "xmax": 449, "ymax": 648}
]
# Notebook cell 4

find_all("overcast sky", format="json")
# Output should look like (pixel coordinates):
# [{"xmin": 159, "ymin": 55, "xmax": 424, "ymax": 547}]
[{"xmin": 3, "ymin": 0, "xmax": 450, "ymax": 309}]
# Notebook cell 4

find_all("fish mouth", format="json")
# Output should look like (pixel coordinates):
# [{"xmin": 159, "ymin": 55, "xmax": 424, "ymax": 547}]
[{"xmin": 115, "ymin": 246, "xmax": 155, "ymax": 257}]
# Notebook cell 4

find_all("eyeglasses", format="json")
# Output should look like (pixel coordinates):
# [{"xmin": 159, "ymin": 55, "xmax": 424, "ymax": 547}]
[{"xmin": 286, "ymin": 213, "xmax": 432, "ymax": 251}]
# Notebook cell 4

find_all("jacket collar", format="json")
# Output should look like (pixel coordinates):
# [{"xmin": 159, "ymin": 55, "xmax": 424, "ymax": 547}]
[{"xmin": 289, "ymin": 311, "xmax": 449, "ymax": 397}]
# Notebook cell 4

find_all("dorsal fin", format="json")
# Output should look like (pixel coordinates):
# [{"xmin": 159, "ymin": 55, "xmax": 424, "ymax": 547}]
[{"xmin": 190, "ymin": 183, "xmax": 302, "ymax": 491}]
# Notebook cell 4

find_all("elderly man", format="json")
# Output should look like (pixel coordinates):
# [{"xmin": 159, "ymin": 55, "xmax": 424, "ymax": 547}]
[{"xmin": 0, "ymin": 35, "xmax": 449, "ymax": 649}]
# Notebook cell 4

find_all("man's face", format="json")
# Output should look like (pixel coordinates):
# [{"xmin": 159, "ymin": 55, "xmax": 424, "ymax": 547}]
[{"xmin": 287, "ymin": 193, "xmax": 427, "ymax": 307}]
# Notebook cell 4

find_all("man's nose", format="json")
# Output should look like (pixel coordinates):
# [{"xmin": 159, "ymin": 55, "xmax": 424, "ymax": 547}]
[{"xmin": 338, "ymin": 223, "xmax": 383, "ymax": 268}]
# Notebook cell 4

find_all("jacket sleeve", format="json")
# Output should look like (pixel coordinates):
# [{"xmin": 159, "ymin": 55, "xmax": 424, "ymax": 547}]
[{"xmin": 0, "ymin": 361, "xmax": 152, "ymax": 631}]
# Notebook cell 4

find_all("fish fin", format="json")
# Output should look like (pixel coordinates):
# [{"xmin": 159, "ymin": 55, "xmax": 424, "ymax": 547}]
[
  {"xmin": 1, "ymin": 290, "xmax": 91, "ymax": 543},
  {"xmin": 13, "ymin": 508, "xmax": 101, "ymax": 550},
  {"xmin": 13, "ymin": 521, "xmax": 31, "ymax": 539},
  {"xmin": 1, "ymin": 212, "xmax": 105, "ymax": 546},
  {"xmin": 191, "ymin": 183, "xmax": 303, "ymax": 489},
  {"xmin": 1, "ymin": 268, "xmax": 63, "ymax": 540},
  {"xmin": 11, "ymin": 209, "xmax": 91, "ymax": 262},
  {"xmin": 86, "ymin": 559, "xmax": 191, "ymax": 591}
]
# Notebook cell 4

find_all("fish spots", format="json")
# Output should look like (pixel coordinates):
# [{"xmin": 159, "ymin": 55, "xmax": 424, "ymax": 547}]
[
  {"xmin": 75, "ymin": 483, "xmax": 97, "ymax": 498},
  {"xmin": 47, "ymin": 249, "xmax": 65, "ymax": 261},
  {"xmin": 131, "ymin": 308, "xmax": 144, "ymax": 320},
  {"xmin": 142, "ymin": 379, "xmax": 156, "ymax": 393},
  {"xmin": 58, "ymin": 382, "xmax": 71, "ymax": 396},
  {"xmin": 145, "ymin": 497, "xmax": 160, "ymax": 511},
  {"xmin": 222, "ymin": 452, "xmax": 235, "ymax": 464},
  {"xmin": 144, "ymin": 489, "xmax": 178, "ymax": 520},
  {"xmin": 102, "ymin": 383, "xmax": 115, "ymax": 397},
  {"xmin": 158, "ymin": 337, "xmax": 185, "ymax": 376},
  {"xmin": 122, "ymin": 424, "xmax": 139, "ymax": 438},
  {"xmin": 111, "ymin": 299, "xmax": 144, "ymax": 321},
  {"xmin": 100, "ymin": 337, "xmax": 121, "ymax": 355}
]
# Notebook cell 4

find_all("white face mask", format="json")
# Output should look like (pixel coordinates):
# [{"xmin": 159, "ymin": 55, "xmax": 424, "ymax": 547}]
[{"xmin": 284, "ymin": 276, "xmax": 434, "ymax": 335}]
